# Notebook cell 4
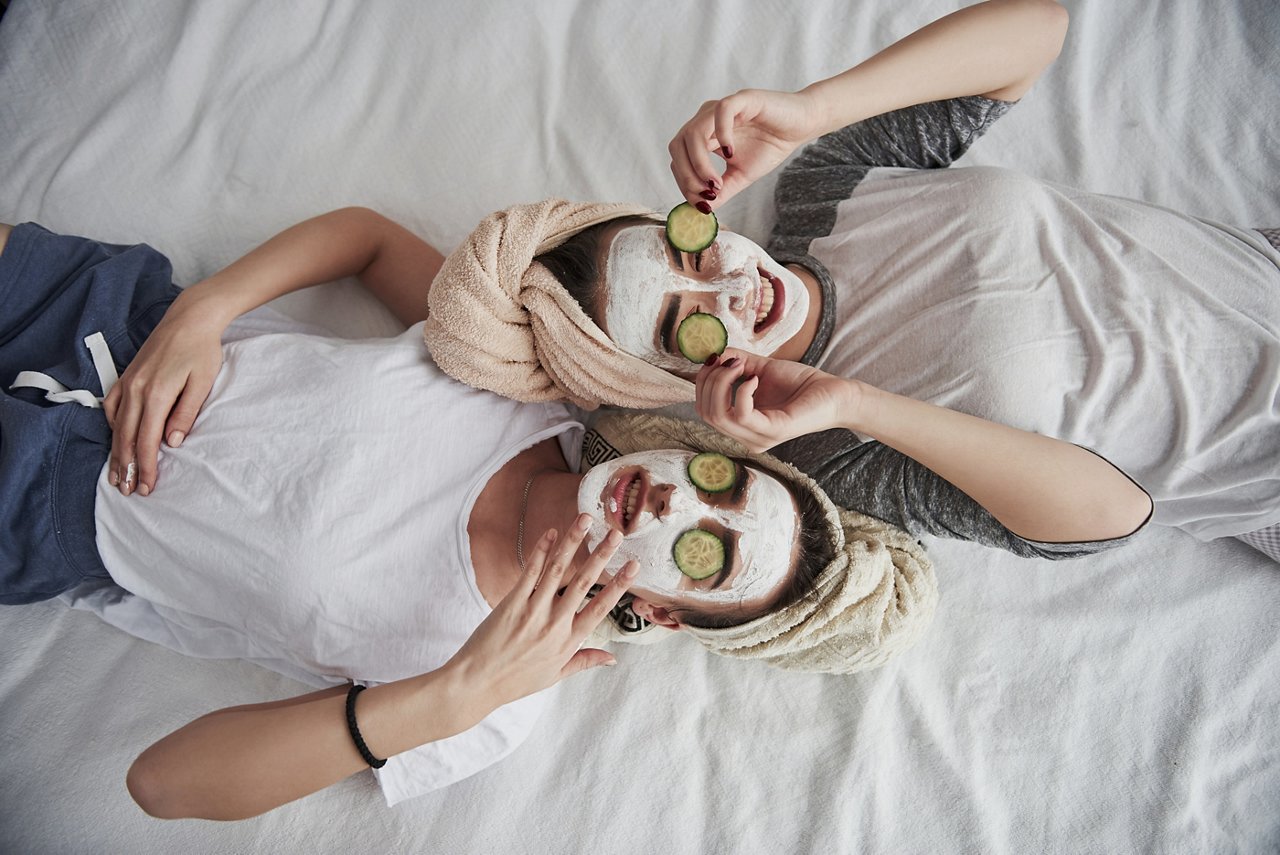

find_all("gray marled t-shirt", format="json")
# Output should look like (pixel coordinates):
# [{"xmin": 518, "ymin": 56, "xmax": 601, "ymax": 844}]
[{"xmin": 767, "ymin": 96, "xmax": 1140, "ymax": 559}]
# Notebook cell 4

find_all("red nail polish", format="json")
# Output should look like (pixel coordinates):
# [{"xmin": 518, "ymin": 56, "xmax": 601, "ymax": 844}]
[
  {"xmin": 699, "ymin": 190, "xmax": 717, "ymax": 201},
  {"xmin": 706, "ymin": 179, "xmax": 718, "ymax": 191},
  {"xmin": 723, "ymin": 145, "xmax": 734, "ymax": 159},
  {"xmin": 696, "ymin": 201, "xmax": 712, "ymax": 214},
  {"xmin": 723, "ymin": 357, "xmax": 740, "ymax": 368},
  {"xmin": 704, "ymin": 353, "xmax": 719, "ymax": 366}
]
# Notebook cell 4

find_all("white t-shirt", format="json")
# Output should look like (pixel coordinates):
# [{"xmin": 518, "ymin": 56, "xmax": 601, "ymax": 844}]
[
  {"xmin": 813, "ymin": 167, "xmax": 1280, "ymax": 539},
  {"xmin": 768, "ymin": 97, "xmax": 1280, "ymax": 542},
  {"xmin": 90, "ymin": 321, "xmax": 582, "ymax": 804}
]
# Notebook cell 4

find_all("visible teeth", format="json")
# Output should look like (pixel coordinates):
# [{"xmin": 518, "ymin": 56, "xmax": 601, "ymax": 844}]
[
  {"xmin": 608, "ymin": 498, "xmax": 618, "ymax": 514},
  {"xmin": 755, "ymin": 280, "xmax": 775, "ymax": 324},
  {"xmin": 623, "ymin": 479, "xmax": 640, "ymax": 523}
]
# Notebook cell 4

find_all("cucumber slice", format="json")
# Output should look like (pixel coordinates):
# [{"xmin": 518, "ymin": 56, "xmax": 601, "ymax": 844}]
[
  {"xmin": 672, "ymin": 529, "xmax": 726, "ymax": 580},
  {"xmin": 687, "ymin": 452, "xmax": 736, "ymax": 493},
  {"xmin": 676, "ymin": 312, "xmax": 728, "ymax": 363},
  {"xmin": 666, "ymin": 202, "xmax": 719, "ymax": 253}
]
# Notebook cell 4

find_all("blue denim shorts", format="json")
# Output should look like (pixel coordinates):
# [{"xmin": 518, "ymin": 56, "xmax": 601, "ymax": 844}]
[{"xmin": 0, "ymin": 223, "xmax": 180, "ymax": 604}]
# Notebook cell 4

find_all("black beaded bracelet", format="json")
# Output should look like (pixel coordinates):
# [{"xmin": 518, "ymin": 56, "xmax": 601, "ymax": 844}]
[{"xmin": 345, "ymin": 683, "xmax": 387, "ymax": 769}]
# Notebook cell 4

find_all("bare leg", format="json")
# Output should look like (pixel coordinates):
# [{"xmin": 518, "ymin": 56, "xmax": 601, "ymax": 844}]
[{"xmin": 0, "ymin": 223, "xmax": 11, "ymax": 257}]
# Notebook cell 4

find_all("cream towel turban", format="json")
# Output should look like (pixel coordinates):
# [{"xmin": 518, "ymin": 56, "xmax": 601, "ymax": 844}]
[
  {"xmin": 593, "ymin": 413, "xmax": 938, "ymax": 675},
  {"xmin": 424, "ymin": 199, "xmax": 697, "ymax": 410}
]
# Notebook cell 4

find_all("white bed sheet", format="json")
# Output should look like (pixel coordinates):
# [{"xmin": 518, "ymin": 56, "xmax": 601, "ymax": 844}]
[{"xmin": 1, "ymin": 1, "xmax": 1277, "ymax": 851}]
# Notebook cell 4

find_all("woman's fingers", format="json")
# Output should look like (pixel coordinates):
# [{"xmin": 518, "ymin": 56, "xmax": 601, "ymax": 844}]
[
  {"xmin": 108, "ymin": 387, "xmax": 144, "ymax": 495},
  {"xmin": 133, "ymin": 399, "xmax": 168, "ymax": 496},
  {"xmin": 529, "ymin": 513, "xmax": 591, "ymax": 608},
  {"xmin": 114, "ymin": 374, "xmax": 191, "ymax": 496},
  {"xmin": 680, "ymin": 133, "xmax": 722, "ymax": 210},
  {"xmin": 513, "ymin": 528, "xmax": 557, "ymax": 599},
  {"xmin": 669, "ymin": 100, "xmax": 733, "ymax": 207},
  {"xmin": 553, "ymin": 528, "xmax": 623, "ymax": 622},
  {"xmin": 164, "ymin": 373, "xmax": 210, "ymax": 449},
  {"xmin": 559, "ymin": 647, "xmax": 618, "ymax": 678},
  {"xmin": 712, "ymin": 95, "xmax": 744, "ymax": 162},
  {"xmin": 695, "ymin": 356, "xmax": 778, "ymax": 450},
  {"xmin": 571, "ymin": 559, "xmax": 636, "ymax": 635},
  {"xmin": 696, "ymin": 354, "xmax": 746, "ymax": 425},
  {"xmin": 102, "ymin": 384, "xmax": 120, "ymax": 429}
]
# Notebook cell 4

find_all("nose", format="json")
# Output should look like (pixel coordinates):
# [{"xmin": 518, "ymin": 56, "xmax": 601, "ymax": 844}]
[
  {"xmin": 651, "ymin": 483, "xmax": 677, "ymax": 520},
  {"xmin": 663, "ymin": 481, "xmax": 699, "ymax": 517},
  {"xmin": 719, "ymin": 271, "xmax": 755, "ymax": 313}
]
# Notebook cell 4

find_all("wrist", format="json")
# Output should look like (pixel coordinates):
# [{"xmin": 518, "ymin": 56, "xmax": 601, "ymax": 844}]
[
  {"xmin": 836, "ymin": 377, "xmax": 875, "ymax": 433},
  {"xmin": 426, "ymin": 659, "xmax": 500, "ymax": 734},
  {"xmin": 797, "ymin": 80, "xmax": 844, "ymax": 138},
  {"xmin": 170, "ymin": 279, "xmax": 242, "ymax": 332},
  {"xmin": 799, "ymin": 68, "xmax": 879, "ymax": 137}
]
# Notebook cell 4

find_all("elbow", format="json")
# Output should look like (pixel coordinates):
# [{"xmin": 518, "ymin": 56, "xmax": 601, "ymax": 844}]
[
  {"xmin": 128, "ymin": 745, "xmax": 232, "ymax": 821},
  {"xmin": 1086, "ymin": 484, "xmax": 1153, "ymax": 543},
  {"xmin": 127, "ymin": 751, "xmax": 185, "ymax": 820},
  {"xmin": 1113, "ymin": 484, "xmax": 1154, "ymax": 540},
  {"xmin": 1033, "ymin": 0, "xmax": 1069, "ymax": 60}
]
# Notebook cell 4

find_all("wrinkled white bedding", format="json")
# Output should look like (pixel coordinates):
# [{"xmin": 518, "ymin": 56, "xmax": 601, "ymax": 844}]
[{"xmin": 1, "ymin": 1, "xmax": 1277, "ymax": 851}]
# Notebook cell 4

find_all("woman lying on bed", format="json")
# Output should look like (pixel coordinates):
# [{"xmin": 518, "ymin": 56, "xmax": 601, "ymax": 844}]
[
  {"xmin": 2, "ymin": 200, "xmax": 1147, "ymax": 816},
  {"xmin": 424, "ymin": 0, "xmax": 1280, "ymax": 562},
  {"xmin": 0, "ymin": 220, "xmax": 929, "ymax": 818}
]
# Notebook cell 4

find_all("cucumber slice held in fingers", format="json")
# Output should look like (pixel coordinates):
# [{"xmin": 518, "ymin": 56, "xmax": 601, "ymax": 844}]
[
  {"xmin": 687, "ymin": 451, "xmax": 737, "ymax": 493},
  {"xmin": 676, "ymin": 312, "xmax": 728, "ymax": 363},
  {"xmin": 665, "ymin": 202, "xmax": 718, "ymax": 253},
  {"xmin": 672, "ymin": 528, "xmax": 726, "ymax": 580}
]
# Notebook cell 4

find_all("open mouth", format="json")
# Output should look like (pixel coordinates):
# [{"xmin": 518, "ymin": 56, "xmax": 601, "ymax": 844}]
[
  {"xmin": 604, "ymin": 470, "xmax": 647, "ymax": 534},
  {"xmin": 753, "ymin": 268, "xmax": 785, "ymax": 333}
]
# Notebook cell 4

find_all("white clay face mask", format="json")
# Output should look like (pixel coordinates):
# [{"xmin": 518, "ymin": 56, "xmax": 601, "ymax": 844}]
[
  {"xmin": 603, "ymin": 226, "xmax": 809, "ymax": 372},
  {"xmin": 577, "ymin": 450, "xmax": 798, "ymax": 605}
]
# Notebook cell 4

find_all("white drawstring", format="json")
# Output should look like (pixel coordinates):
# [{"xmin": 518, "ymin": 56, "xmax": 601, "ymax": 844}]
[{"xmin": 10, "ymin": 332, "xmax": 119, "ymax": 408}]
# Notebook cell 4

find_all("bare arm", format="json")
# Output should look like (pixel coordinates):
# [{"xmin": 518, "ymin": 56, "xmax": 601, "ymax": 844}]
[
  {"xmin": 697, "ymin": 352, "xmax": 1152, "ymax": 545},
  {"xmin": 177, "ymin": 206, "xmax": 443, "ymax": 330},
  {"xmin": 671, "ymin": 0, "xmax": 1069, "ymax": 208},
  {"xmin": 127, "ymin": 523, "xmax": 635, "ymax": 821},
  {"xmin": 802, "ymin": 0, "xmax": 1070, "ymax": 130}
]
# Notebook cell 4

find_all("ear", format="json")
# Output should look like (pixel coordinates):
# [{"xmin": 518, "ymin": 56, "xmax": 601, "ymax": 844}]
[{"xmin": 629, "ymin": 597, "xmax": 682, "ymax": 630}]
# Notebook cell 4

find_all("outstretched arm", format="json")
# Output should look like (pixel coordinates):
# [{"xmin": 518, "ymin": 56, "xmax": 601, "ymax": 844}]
[
  {"xmin": 127, "ymin": 521, "xmax": 636, "ymax": 821},
  {"xmin": 696, "ymin": 352, "xmax": 1151, "ymax": 546},
  {"xmin": 104, "ymin": 207, "xmax": 442, "ymax": 497},
  {"xmin": 670, "ymin": 0, "xmax": 1069, "ymax": 210},
  {"xmin": 172, "ymin": 206, "xmax": 444, "ymax": 330}
]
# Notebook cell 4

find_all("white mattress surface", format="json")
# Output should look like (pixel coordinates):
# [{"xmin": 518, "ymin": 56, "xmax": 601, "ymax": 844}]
[{"xmin": 1, "ymin": 1, "xmax": 1277, "ymax": 851}]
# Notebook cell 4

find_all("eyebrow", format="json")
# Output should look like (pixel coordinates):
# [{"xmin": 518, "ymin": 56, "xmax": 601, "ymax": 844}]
[
  {"xmin": 709, "ymin": 531, "xmax": 739, "ymax": 590},
  {"xmin": 665, "ymin": 239, "xmax": 684, "ymax": 271},
  {"xmin": 658, "ymin": 295, "xmax": 682, "ymax": 353}
]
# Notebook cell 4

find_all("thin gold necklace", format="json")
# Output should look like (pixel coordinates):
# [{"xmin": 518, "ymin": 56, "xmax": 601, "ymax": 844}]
[{"xmin": 516, "ymin": 470, "xmax": 548, "ymax": 572}]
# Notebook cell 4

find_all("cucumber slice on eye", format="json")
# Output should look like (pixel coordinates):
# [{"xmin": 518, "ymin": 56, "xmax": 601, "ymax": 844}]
[
  {"xmin": 687, "ymin": 451, "xmax": 737, "ymax": 493},
  {"xmin": 666, "ymin": 202, "xmax": 719, "ymax": 253},
  {"xmin": 672, "ymin": 528, "xmax": 726, "ymax": 580},
  {"xmin": 676, "ymin": 312, "xmax": 728, "ymax": 363}
]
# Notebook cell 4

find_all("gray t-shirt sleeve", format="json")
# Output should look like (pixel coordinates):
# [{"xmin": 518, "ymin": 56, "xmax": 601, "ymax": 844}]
[
  {"xmin": 772, "ymin": 428, "xmax": 1145, "ymax": 560},
  {"xmin": 769, "ymin": 95, "xmax": 1014, "ymax": 259}
]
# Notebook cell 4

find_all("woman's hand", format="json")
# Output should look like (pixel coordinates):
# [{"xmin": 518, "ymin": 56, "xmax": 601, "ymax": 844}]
[
  {"xmin": 102, "ymin": 292, "xmax": 225, "ymax": 496},
  {"xmin": 695, "ymin": 349, "xmax": 860, "ymax": 452},
  {"xmin": 669, "ymin": 88, "xmax": 825, "ymax": 213},
  {"xmin": 445, "ymin": 517, "xmax": 637, "ymax": 714}
]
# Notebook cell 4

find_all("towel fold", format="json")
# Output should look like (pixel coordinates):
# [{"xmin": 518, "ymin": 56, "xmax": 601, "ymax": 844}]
[{"xmin": 424, "ymin": 199, "xmax": 696, "ymax": 410}]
